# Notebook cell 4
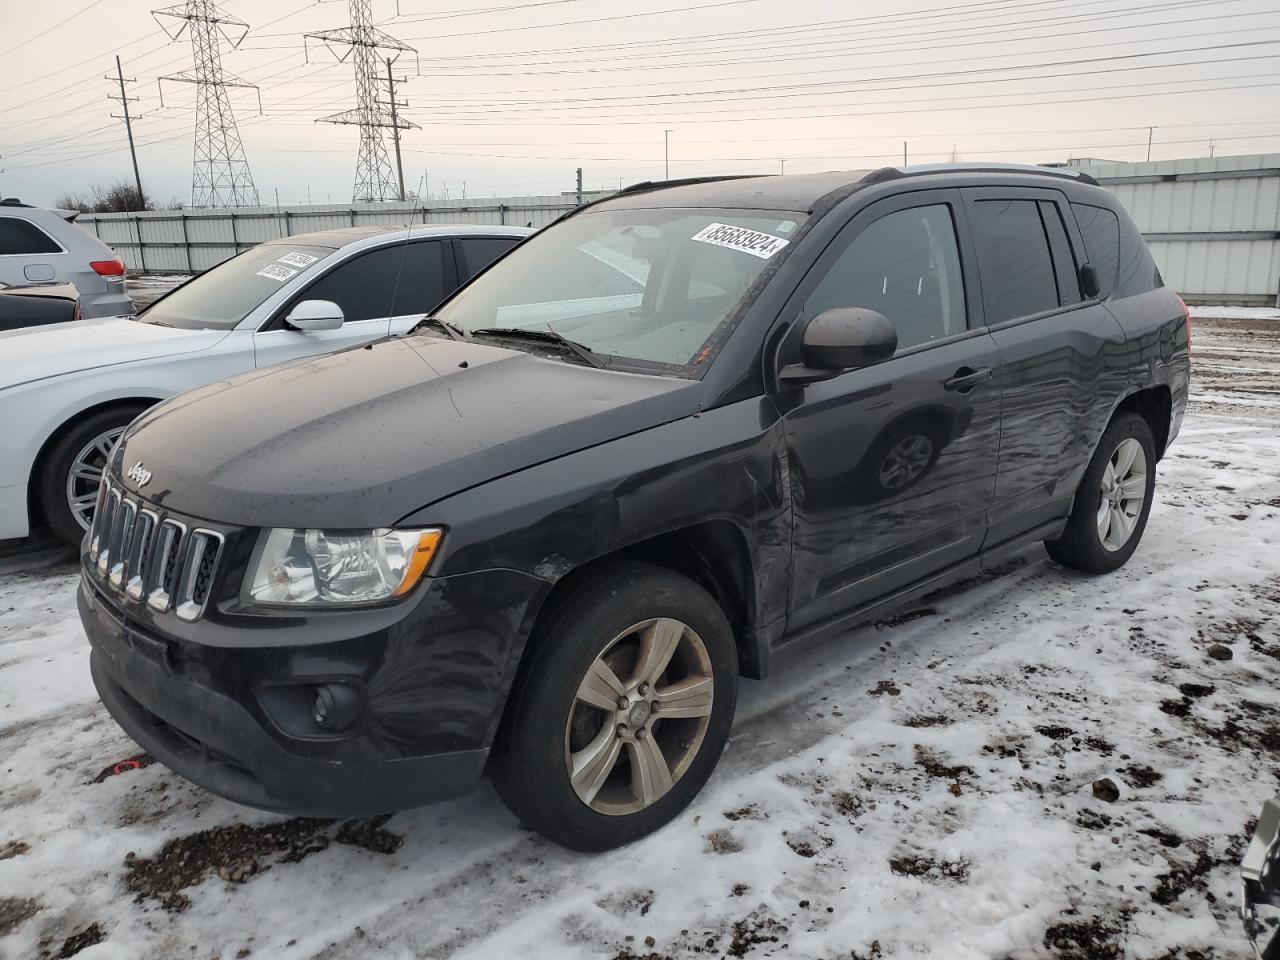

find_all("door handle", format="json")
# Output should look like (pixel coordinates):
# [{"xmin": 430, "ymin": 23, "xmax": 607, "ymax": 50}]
[{"xmin": 943, "ymin": 367, "xmax": 992, "ymax": 392}]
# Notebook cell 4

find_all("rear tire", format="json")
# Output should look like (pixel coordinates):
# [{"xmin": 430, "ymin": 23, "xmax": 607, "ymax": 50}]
[
  {"xmin": 38, "ymin": 405, "xmax": 146, "ymax": 548},
  {"xmin": 1045, "ymin": 412, "xmax": 1156, "ymax": 574},
  {"xmin": 489, "ymin": 562, "xmax": 738, "ymax": 851}
]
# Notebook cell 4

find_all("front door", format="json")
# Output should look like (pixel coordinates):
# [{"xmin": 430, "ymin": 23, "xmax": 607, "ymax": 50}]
[
  {"xmin": 253, "ymin": 239, "xmax": 449, "ymax": 367},
  {"xmin": 777, "ymin": 190, "xmax": 1002, "ymax": 631}
]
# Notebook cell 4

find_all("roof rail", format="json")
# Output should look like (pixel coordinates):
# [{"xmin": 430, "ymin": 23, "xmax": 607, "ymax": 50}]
[
  {"xmin": 615, "ymin": 174, "xmax": 764, "ymax": 197},
  {"xmin": 865, "ymin": 162, "xmax": 1099, "ymax": 186}
]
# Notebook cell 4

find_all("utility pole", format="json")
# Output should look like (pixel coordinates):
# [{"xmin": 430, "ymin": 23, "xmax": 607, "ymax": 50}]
[
  {"xmin": 1208, "ymin": 139, "xmax": 1216, "ymax": 158},
  {"xmin": 903, "ymin": 141, "xmax": 908, "ymax": 165},
  {"xmin": 575, "ymin": 167, "xmax": 583, "ymax": 205},
  {"xmin": 385, "ymin": 58, "xmax": 407, "ymax": 201},
  {"xmin": 664, "ymin": 129, "xmax": 673, "ymax": 179},
  {"xmin": 107, "ymin": 56, "xmax": 145, "ymax": 209},
  {"xmin": 779, "ymin": 159, "xmax": 785, "ymax": 175},
  {"xmin": 1146, "ymin": 126, "xmax": 1154, "ymax": 162}
]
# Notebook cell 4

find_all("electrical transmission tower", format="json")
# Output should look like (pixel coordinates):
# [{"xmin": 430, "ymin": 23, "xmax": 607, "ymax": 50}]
[
  {"xmin": 306, "ymin": 0, "xmax": 418, "ymax": 203},
  {"xmin": 153, "ymin": 0, "xmax": 260, "ymax": 208}
]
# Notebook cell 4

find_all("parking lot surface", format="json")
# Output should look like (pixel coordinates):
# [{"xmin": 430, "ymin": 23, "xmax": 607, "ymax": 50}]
[{"xmin": 1, "ymin": 314, "xmax": 1277, "ymax": 960}]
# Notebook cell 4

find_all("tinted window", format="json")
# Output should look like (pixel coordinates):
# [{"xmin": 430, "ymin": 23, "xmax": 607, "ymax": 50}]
[
  {"xmin": 971, "ymin": 199, "xmax": 1059, "ymax": 323},
  {"xmin": 804, "ymin": 204, "xmax": 967, "ymax": 351},
  {"xmin": 457, "ymin": 237, "xmax": 520, "ymax": 282},
  {"xmin": 0, "ymin": 217, "xmax": 61, "ymax": 255},
  {"xmin": 1116, "ymin": 209, "xmax": 1162, "ymax": 297},
  {"xmin": 1070, "ymin": 203, "xmax": 1120, "ymax": 299},
  {"xmin": 1039, "ymin": 200, "xmax": 1080, "ymax": 305},
  {"xmin": 301, "ymin": 241, "xmax": 444, "ymax": 323}
]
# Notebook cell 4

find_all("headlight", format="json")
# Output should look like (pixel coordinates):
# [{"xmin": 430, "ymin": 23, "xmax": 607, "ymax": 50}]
[{"xmin": 244, "ymin": 528, "xmax": 442, "ymax": 605}]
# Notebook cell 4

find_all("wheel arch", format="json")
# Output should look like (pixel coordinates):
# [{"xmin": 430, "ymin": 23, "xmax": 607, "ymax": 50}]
[
  {"xmin": 1110, "ymin": 384, "xmax": 1172, "ymax": 459},
  {"xmin": 27, "ymin": 396, "xmax": 161, "ymax": 528}
]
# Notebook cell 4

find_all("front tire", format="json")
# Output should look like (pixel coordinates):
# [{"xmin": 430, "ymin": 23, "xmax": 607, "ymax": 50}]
[
  {"xmin": 490, "ymin": 562, "xmax": 738, "ymax": 851},
  {"xmin": 38, "ymin": 405, "xmax": 146, "ymax": 548},
  {"xmin": 1045, "ymin": 412, "xmax": 1156, "ymax": 574}
]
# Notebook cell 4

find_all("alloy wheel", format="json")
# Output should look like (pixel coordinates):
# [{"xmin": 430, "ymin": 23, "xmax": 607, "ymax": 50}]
[
  {"xmin": 565, "ymin": 617, "xmax": 714, "ymax": 816},
  {"xmin": 65, "ymin": 426, "xmax": 124, "ymax": 531},
  {"xmin": 1097, "ymin": 436, "xmax": 1148, "ymax": 552}
]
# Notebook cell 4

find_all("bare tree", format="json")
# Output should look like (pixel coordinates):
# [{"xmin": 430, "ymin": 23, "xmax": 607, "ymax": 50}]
[{"xmin": 54, "ymin": 180, "xmax": 153, "ymax": 213}]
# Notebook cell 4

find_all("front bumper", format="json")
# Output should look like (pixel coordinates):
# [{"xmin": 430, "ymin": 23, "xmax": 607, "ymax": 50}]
[
  {"xmin": 1243, "ymin": 798, "xmax": 1280, "ymax": 959},
  {"xmin": 81, "ymin": 563, "xmax": 548, "ymax": 818}
]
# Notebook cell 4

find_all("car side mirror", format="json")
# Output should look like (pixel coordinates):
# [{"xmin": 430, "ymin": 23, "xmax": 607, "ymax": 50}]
[
  {"xmin": 1079, "ymin": 263, "xmax": 1101, "ymax": 299},
  {"xmin": 779, "ymin": 307, "xmax": 898, "ymax": 386},
  {"xmin": 285, "ymin": 299, "xmax": 344, "ymax": 331}
]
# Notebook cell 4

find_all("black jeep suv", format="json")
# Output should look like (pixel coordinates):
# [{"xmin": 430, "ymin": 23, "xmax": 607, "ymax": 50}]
[{"xmin": 80, "ymin": 166, "xmax": 1189, "ymax": 851}]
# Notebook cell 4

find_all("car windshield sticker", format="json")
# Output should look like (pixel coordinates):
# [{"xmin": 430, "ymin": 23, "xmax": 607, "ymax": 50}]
[
  {"xmin": 256, "ymin": 264, "xmax": 297, "ymax": 282},
  {"xmin": 691, "ymin": 223, "xmax": 789, "ymax": 259},
  {"xmin": 277, "ymin": 251, "xmax": 319, "ymax": 269}
]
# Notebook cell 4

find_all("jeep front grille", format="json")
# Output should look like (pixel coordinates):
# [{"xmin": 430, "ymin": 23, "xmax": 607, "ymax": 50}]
[{"xmin": 90, "ymin": 479, "xmax": 223, "ymax": 622}]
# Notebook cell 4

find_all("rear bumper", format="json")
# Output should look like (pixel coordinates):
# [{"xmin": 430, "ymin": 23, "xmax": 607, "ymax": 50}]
[
  {"xmin": 80, "ymin": 290, "xmax": 134, "ymax": 319},
  {"xmin": 80, "ymin": 564, "xmax": 548, "ymax": 817}
]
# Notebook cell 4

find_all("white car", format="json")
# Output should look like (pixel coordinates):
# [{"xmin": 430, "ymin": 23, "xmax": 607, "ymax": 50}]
[{"xmin": 0, "ymin": 224, "xmax": 530, "ymax": 545}]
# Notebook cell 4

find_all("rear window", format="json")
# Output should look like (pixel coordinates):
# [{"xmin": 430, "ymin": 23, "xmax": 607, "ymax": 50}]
[
  {"xmin": 456, "ymin": 236, "xmax": 521, "ymax": 282},
  {"xmin": 1116, "ymin": 209, "xmax": 1162, "ymax": 297},
  {"xmin": 0, "ymin": 217, "xmax": 61, "ymax": 255},
  {"xmin": 1070, "ymin": 203, "xmax": 1120, "ymax": 299}
]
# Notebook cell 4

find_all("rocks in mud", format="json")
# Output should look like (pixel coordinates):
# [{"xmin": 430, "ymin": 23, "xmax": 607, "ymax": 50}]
[
  {"xmin": 0, "ymin": 896, "xmax": 39, "ymax": 936},
  {"xmin": 58, "ymin": 922, "xmax": 106, "ymax": 958},
  {"xmin": 1207, "ymin": 643, "xmax": 1234, "ymax": 661},
  {"xmin": 123, "ymin": 815, "xmax": 404, "ymax": 911},
  {"xmin": 0, "ymin": 839, "xmax": 30, "ymax": 860},
  {"xmin": 888, "ymin": 854, "xmax": 971, "ymax": 883},
  {"xmin": 867, "ymin": 680, "xmax": 900, "ymax": 696},
  {"xmin": 704, "ymin": 829, "xmax": 742, "ymax": 855},
  {"xmin": 1092, "ymin": 778, "xmax": 1121, "ymax": 803}
]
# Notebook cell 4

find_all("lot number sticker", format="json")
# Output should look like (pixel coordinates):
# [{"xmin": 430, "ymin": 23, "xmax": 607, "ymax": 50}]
[
  {"xmin": 277, "ymin": 251, "xmax": 319, "ymax": 269},
  {"xmin": 256, "ymin": 264, "xmax": 298, "ymax": 282},
  {"xmin": 691, "ymin": 222, "xmax": 789, "ymax": 259}
]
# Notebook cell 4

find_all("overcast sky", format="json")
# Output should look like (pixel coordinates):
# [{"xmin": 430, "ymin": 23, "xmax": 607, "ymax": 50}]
[{"xmin": 2, "ymin": 0, "xmax": 1278, "ymax": 207}]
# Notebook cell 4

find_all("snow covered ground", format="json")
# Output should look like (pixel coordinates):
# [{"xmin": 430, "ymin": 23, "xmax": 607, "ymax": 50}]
[{"xmin": 2, "ymin": 317, "xmax": 1278, "ymax": 960}]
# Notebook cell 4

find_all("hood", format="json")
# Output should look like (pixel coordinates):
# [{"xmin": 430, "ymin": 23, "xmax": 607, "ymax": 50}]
[
  {"xmin": 117, "ymin": 336, "xmax": 702, "ymax": 528},
  {"xmin": 0, "ymin": 317, "xmax": 230, "ymax": 389}
]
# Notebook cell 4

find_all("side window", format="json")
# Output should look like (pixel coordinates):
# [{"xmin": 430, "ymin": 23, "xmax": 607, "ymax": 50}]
[
  {"xmin": 803, "ymin": 204, "xmax": 967, "ymax": 352},
  {"xmin": 1115, "ymin": 210, "xmax": 1162, "ymax": 297},
  {"xmin": 389, "ymin": 241, "xmax": 446, "ymax": 315},
  {"xmin": 297, "ymin": 242, "xmax": 443, "ymax": 323},
  {"xmin": 1038, "ymin": 200, "xmax": 1080, "ymax": 305},
  {"xmin": 1069, "ymin": 203, "xmax": 1120, "ymax": 299},
  {"xmin": 970, "ymin": 199, "xmax": 1059, "ymax": 323},
  {"xmin": 0, "ymin": 217, "xmax": 61, "ymax": 255},
  {"xmin": 456, "ymin": 237, "xmax": 519, "ymax": 282}
]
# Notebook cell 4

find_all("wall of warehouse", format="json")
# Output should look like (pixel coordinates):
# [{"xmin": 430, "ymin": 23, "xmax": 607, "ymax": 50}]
[{"xmin": 1075, "ymin": 153, "xmax": 1280, "ymax": 306}]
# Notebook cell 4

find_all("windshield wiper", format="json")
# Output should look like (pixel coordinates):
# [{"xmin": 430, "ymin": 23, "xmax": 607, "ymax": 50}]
[
  {"xmin": 469, "ymin": 326, "xmax": 607, "ymax": 368},
  {"xmin": 415, "ymin": 315, "xmax": 465, "ymax": 341}
]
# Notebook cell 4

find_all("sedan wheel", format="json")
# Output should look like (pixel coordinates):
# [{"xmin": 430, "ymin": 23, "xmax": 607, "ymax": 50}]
[
  {"xmin": 65, "ymin": 426, "xmax": 126, "ymax": 532},
  {"xmin": 566, "ymin": 617, "xmax": 714, "ymax": 815}
]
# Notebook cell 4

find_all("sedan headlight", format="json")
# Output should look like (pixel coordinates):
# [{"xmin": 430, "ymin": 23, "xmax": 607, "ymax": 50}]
[{"xmin": 244, "ymin": 528, "xmax": 442, "ymax": 605}]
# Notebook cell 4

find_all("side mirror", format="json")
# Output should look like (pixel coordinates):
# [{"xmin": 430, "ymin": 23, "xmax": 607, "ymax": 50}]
[
  {"xmin": 285, "ymin": 299, "xmax": 344, "ymax": 331},
  {"xmin": 1079, "ymin": 263, "xmax": 1101, "ymax": 299},
  {"xmin": 780, "ymin": 307, "xmax": 898, "ymax": 386}
]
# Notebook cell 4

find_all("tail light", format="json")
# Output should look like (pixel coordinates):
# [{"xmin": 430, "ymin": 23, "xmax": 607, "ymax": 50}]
[
  {"xmin": 1178, "ymin": 296, "xmax": 1191, "ymax": 351},
  {"xmin": 90, "ymin": 259, "xmax": 127, "ymax": 281}
]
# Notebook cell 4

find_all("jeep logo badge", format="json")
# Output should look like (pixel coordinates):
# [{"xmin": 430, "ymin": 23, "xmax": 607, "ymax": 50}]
[{"xmin": 126, "ymin": 461, "xmax": 152, "ymax": 487}]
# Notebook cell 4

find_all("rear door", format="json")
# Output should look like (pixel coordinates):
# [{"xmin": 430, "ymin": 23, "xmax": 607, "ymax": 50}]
[
  {"xmin": 0, "ymin": 213, "xmax": 66, "ymax": 287},
  {"xmin": 779, "ymin": 189, "xmax": 1003, "ymax": 630},
  {"xmin": 962, "ymin": 186, "xmax": 1130, "ymax": 546},
  {"xmin": 253, "ymin": 239, "xmax": 451, "ymax": 366}
]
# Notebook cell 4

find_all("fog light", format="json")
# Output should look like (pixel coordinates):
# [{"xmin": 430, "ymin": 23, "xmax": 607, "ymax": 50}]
[{"xmin": 309, "ymin": 683, "xmax": 361, "ymax": 733}]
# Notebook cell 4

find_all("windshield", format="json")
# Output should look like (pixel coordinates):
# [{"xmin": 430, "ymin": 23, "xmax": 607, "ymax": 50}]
[
  {"xmin": 434, "ymin": 207, "xmax": 804, "ymax": 371},
  {"xmin": 139, "ymin": 243, "xmax": 333, "ymax": 330}
]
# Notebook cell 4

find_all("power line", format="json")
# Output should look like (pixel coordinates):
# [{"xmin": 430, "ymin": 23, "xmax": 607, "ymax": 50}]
[{"xmin": 0, "ymin": 0, "xmax": 109, "ymax": 58}]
